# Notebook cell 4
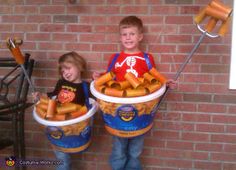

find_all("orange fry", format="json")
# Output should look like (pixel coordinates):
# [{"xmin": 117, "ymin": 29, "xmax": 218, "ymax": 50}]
[
  {"xmin": 95, "ymin": 72, "xmax": 115, "ymax": 86},
  {"xmin": 149, "ymin": 67, "xmax": 167, "ymax": 84},
  {"xmin": 124, "ymin": 72, "xmax": 142, "ymax": 89},
  {"xmin": 104, "ymin": 87, "xmax": 124, "ymax": 97}
]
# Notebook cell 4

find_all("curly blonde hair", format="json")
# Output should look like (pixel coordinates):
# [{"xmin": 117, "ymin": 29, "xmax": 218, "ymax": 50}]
[{"xmin": 58, "ymin": 51, "xmax": 86, "ymax": 77}]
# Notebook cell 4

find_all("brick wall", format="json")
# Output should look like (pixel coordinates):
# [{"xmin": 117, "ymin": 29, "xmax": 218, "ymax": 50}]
[{"xmin": 0, "ymin": 0, "xmax": 235, "ymax": 170}]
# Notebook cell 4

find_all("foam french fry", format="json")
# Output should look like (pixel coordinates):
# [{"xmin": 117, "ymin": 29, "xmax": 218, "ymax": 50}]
[
  {"xmin": 36, "ymin": 106, "xmax": 46, "ymax": 119},
  {"xmin": 106, "ymin": 80, "xmax": 121, "ymax": 89},
  {"xmin": 218, "ymin": 18, "xmax": 230, "ymax": 36},
  {"xmin": 118, "ymin": 80, "xmax": 131, "ymax": 90},
  {"xmin": 36, "ymin": 102, "xmax": 48, "ymax": 111},
  {"xmin": 145, "ymin": 82, "xmax": 162, "ymax": 93},
  {"xmin": 10, "ymin": 47, "xmax": 25, "ymax": 64},
  {"xmin": 125, "ymin": 88, "xmax": 148, "ymax": 97},
  {"xmin": 40, "ymin": 96, "xmax": 49, "ymax": 104},
  {"xmin": 194, "ymin": 7, "xmax": 207, "ymax": 24},
  {"xmin": 95, "ymin": 85, "xmax": 106, "ymax": 93},
  {"xmin": 57, "ymin": 103, "xmax": 78, "ymax": 115},
  {"xmin": 205, "ymin": 17, "xmax": 218, "ymax": 32},
  {"xmin": 124, "ymin": 72, "xmax": 142, "ymax": 89},
  {"xmin": 104, "ymin": 87, "xmax": 124, "ymax": 97},
  {"xmin": 78, "ymin": 105, "xmax": 88, "ymax": 115},
  {"xmin": 95, "ymin": 72, "xmax": 114, "ymax": 86},
  {"xmin": 143, "ymin": 72, "xmax": 157, "ymax": 84},
  {"xmin": 149, "ymin": 67, "xmax": 167, "ymax": 84},
  {"xmin": 46, "ymin": 99, "xmax": 56, "ymax": 118},
  {"xmin": 209, "ymin": 0, "xmax": 232, "ymax": 16},
  {"xmin": 53, "ymin": 114, "xmax": 66, "ymax": 121},
  {"xmin": 205, "ymin": 5, "xmax": 228, "ymax": 21}
]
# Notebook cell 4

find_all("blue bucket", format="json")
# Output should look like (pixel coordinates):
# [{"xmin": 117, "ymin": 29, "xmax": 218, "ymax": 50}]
[
  {"xmin": 90, "ymin": 82, "xmax": 166, "ymax": 138},
  {"xmin": 33, "ymin": 98, "xmax": 98, "ymax": 153}
]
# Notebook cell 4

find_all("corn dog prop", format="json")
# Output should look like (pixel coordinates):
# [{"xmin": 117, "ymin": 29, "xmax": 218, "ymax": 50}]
[{"xmin": 6, "ymin": 38, "xmax": 36, "ymax": 92}]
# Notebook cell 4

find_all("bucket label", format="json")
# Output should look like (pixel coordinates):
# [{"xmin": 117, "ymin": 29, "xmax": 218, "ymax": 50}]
[
  {"xmin": 117, "ymin": 105, "xmax": 137, "ymax": 122},
  {"xmin": 102, "ymin": 103, "xmax": 156, "ymax": 137},
  {"xmin": 46, "ymin": 125, "xmax": 91, "ymax": 153}
]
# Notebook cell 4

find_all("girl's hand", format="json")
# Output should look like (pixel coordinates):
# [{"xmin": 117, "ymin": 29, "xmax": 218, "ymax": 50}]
[
  {"xmin": 166, "ymin": 79, "xmax": 177, "ymax": 90},
  {"xmin": 32, "ymin": 91, "xmax": 41, "ymax": 101}
]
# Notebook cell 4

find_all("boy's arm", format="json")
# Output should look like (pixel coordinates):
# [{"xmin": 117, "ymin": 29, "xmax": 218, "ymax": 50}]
[{"xmin": 92, "ymin": 53, "xmax": 116, "ymax": 80}]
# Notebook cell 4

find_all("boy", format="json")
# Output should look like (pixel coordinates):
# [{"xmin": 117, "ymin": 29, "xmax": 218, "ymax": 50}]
[{"xmin": 93, "ymin": 16, "xmax": 176, "ymax": 170}]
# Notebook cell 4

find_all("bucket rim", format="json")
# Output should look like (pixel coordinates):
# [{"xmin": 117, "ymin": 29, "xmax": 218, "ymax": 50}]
[
  {"xmin": 33, "ymin": 98, "xmax": 98, "ymax": 126},
  {"xmin": 90, "ymin": 81, "xmax": 166, "ymax": 104}
]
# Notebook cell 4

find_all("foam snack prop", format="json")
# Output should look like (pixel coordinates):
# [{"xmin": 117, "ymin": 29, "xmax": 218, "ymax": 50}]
[
  {"xmin": 156, "ymin": 0, "xmax": 233, "ymax": 110},
  {"xmin": 33, "ymin": 97, "xmax": 98, "ymax": 153},
  {"xmin": 91, "ymin": 69, "xmax": 167, "ymax": 138},
  {"xmin": 6, "ymin": 38, "xmax": 35, "ymax": 92}
]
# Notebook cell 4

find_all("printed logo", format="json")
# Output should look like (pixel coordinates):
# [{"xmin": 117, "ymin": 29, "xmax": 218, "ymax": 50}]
[
  {"xmin": 5, "ymin": 156, "xmax": 16, "ymax": 167},
  {"xmin": 117, "ymin": 105, "xmax": 136, "ymax": 122},
  {"xmin": 47, "ymin": 127, "xmax": 63, "ymax": 139},
  {"xmin": 58, "ymin": 89, "xmax": 75, "ymax": 103}
]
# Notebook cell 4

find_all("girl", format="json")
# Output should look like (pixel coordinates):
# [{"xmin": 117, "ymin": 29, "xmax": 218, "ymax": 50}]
[{"xmin": 33, "ymin": 51, "xmax": 90, "ymax": 170}]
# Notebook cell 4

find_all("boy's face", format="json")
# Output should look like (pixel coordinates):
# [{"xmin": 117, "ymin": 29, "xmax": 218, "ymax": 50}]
[
  {"xmin": 60, "ymin": 62, "xmax": 81, "ymax": 83},
  {"xmin": 120, "ymin": 26, "xmax": 143, "ymax": 53}
]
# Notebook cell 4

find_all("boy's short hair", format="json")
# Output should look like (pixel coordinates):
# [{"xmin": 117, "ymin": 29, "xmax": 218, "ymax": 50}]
[
  {"xmin": 119, "ymin": 16, "xmax": 144, "ymax": 33},
  {"xmin": 58, "ymin": 51, "xmax": 86, "ymax": 76}
]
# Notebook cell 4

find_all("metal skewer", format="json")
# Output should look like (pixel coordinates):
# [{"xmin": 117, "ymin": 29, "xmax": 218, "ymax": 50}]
[{"xmin": 155, "ymin": 25, "xmax": 219, "ymax": 110}]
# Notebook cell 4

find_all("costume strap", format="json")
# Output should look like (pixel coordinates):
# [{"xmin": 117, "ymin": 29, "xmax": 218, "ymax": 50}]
[
  {"xmin": 143, "ymin": 52, "xmax": 152, "ymax": 70},
  {"xmin": 82, "ymin": 81, "xmax": 92, "ymax": 109},
  {"xmin": 107, "ymin": 53, "xmax": 120, "ymax": 72}
]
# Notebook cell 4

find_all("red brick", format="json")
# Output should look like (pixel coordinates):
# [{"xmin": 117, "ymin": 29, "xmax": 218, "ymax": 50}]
[
  {"xmin": 2, "ymin": 15, "xmax": 26, "ymax": 23},
  {"xmin": 67, "ymin": 24, "xmax": 92, "ymax": 32},
  {"xmin": 52, "ymin": 33, "xmax": 77, "ymax": 42},
  {"xmin": 165, "ymin": 16, "xmax": 193, "ymax": 24},
  {"xmin": 14, "ymin": 6, "xmax": 38, "ymax": 14},
  {"xmin": 121, "ymin": 6, "xmax": 148, "ymax": 14},
  {"xmin": 67, "ymin": 6, "xmax": 93, "ymax": 14},
  {"xmin": 26, "ymin": 33, "xmax": 51, "ymax": 41},
  {"xmin": 40, "ymin": 24, "xmax": 65, "ymax": 32},
  {"xmin": 14, "ymin": 24, "xmax": 38, "ymax": 32},
  {"xmin": 198, "ymin": 104, "xmax": 226, "ymax": 113},
  {"xmin": 182, "ymin": 113, "xmax": 211, "ymax": 122},
  {"xmin": 182, "ymin": 132, "xmax": 209, "ymax": 142},
  {"xmin": 151, "ymin": 6, "xmax": 178, "ymax": 14},
  {"xmin": 211, "ymin": 134, "xmax": 236, "ymax": 143},
  {"xmin": 64, "ymin": 43, "xmax": 91, "ymax": 51},
  {"xmin": 95, "ymin": 6, "xmax": 120, "ymax": 14},
  {"xmin": 195, "ymin": 143, "xmax": 223, "ymax": 152},
  {"xmin": 27, "ymin": 15, "xmax": 51, "ymax": 23},
  {"xmin": 194, "ymin": 161, "xmax": 222, "ymax": 170},
  {"xmin": 196, "ymin": 123, "xmax": 224, "ymax": 133}
]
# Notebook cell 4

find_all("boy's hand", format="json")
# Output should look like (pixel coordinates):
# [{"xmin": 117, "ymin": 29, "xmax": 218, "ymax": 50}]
[
  {"xmin": 92, "ymin": 71, "xmax": 102, "ymax": 80},
  {"xmin": 166, "ymin": 79, "xmax": 177, "ymax": 90}
]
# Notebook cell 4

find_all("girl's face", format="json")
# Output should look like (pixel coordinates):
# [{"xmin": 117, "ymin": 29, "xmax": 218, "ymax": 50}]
[
  {"xmin": 120, "ymin": 26, "xmax": 143, "ymax": 53},
  {"xmin": 60, "ymin": 62, "xmax": 81, "ymax": 83}
]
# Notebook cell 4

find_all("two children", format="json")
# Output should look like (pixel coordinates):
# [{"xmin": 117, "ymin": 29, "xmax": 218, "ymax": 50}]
[{"xmin": 34, "ymin": 16, "xmax": 176, "ymax": 170}]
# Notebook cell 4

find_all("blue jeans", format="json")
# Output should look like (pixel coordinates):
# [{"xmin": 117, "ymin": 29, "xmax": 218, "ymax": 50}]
[
  {"xmin": 54, "ymin": 151, "xmax": 71, "ymax": 170},
  {"xmin": 109, "ymin": 135, "xmax": 144, "ymax": 170}
]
